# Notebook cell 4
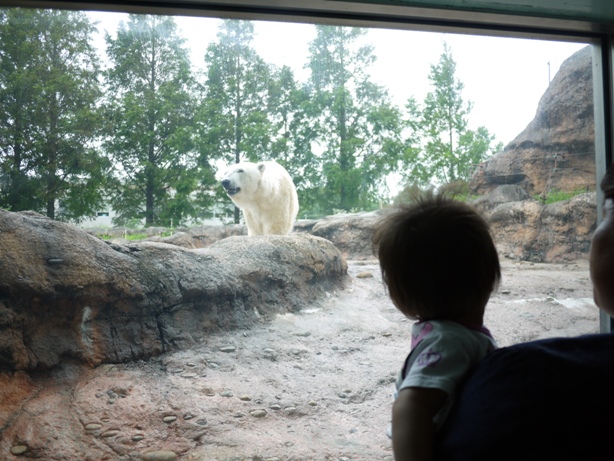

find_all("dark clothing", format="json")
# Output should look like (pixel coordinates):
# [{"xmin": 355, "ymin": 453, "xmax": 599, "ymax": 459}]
[{"xmin": 434, "ymin": 333, "xmax": 614, "ymax": 460}]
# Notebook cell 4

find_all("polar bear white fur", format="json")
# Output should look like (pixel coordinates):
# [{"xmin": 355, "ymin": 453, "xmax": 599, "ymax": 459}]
[{"xmin": 221, "ymin": 161, "xmax": 299, "ymax": 236}]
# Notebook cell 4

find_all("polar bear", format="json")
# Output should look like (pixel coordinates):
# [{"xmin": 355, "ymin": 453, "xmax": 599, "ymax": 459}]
[{"xmin": 220, "ymin": 161, "xmax": 299, "ymax": 236}]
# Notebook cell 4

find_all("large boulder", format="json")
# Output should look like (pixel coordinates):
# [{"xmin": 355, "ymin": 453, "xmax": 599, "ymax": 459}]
[
  {"xmin": 485, "ymin": 192, "xmax": 596, "ymax": 262},
  {"xmin": 85, "ymin": 224, "xmax": 247, "ymax": 249},
  {"xmin": 472, "ymin": 185, "xmax": 531, "ymax": 212},
  {"xmin": 294, "ymin": 210, "xmax": 387, "ymax": 260},
  {"xmin": 149, "ymin": 212, "xmax": 386, "ymax": 261},
  {"xmin": 471, "ymin": 45, "xmax": 595, "ymax": 196},
  {"xmin": 121, "ymin": 212, "xmax": 385, "ymax": 261},
  {"xmin": 0, "ymin": 210, "xmax": 347, "ymax": 372},
  {"xmin": 137, "ymin": 194, "xmax": 595, "ymax": 264},
  {"xmin": 147, "ymin": 224, "xmax": 246, "ymax": 249}
]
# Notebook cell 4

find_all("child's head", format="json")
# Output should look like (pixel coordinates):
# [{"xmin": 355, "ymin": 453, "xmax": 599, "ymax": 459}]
[
  {"xmin": 373, "ymin": 191, "xmax": 501, "ymax": 321},
  {"xmin": 590, "ymin": 166, "xmax": 614, "ymax": 317}
]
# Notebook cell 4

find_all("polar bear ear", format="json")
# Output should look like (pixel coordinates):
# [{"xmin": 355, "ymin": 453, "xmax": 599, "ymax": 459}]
[{"xmin": 257, "ymin": 162, "xmax": 266, "ymax": 173}]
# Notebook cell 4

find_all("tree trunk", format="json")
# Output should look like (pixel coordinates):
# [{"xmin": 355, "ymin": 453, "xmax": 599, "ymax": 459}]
[{"xmin": 233, "ymin": 52, "xmax": 242, "ymax": 224}]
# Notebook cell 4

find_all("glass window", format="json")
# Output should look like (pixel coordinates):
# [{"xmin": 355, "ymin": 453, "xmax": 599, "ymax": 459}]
[{"xmin": 0, "ymin": 5, "xmax": 603, "ymax": 459}]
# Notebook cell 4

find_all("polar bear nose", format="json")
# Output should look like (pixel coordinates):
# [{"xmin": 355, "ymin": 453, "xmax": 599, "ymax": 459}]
[{"xmin": 221, "ymin": 179, "xmax": 230, "ymax": 189}]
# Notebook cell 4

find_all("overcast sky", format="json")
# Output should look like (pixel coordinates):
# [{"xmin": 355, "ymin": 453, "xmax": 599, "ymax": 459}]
[{"xmin": 89, "ymin": 11, "xmax": 588, "ymax": 147}]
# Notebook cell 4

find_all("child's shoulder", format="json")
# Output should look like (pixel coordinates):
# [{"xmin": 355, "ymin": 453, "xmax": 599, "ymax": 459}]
[
  {"xmin": 412, "ymin": 320, "xmax": 495, "ymax": 349},
  {"xmin": 413, "ymin": 319, "xmax": 479, "ymax": 334}
]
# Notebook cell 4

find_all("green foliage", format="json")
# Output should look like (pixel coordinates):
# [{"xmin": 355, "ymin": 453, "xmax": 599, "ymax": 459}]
[
  {"xmin": 401, "ymin": 43, "xmax": 499, "ymax": 189},
  {"xmin": 438, "ymin": 180, "xmax": 472, "ymax": 200},
  {"xmin": 393, "ymin": 183, "xmax": 428, "ymax": 206},
  {"xmin": 393, "ymin": 180, "xmax": 478, "ymax": 206},
  {"xmin": 200, "ymin": 20, "xmax": 272, "ymax": 166},
  {"xmin": 197, "ymin": 20, "xmax": 274, "ymax": 222},
  {"xmin": 268, "ymin": 66, "xmax": 321, "ymax": 211},
  {"xmin": 0, "ymin": 15, "xmax": 512, "ymax": 224},
  {"xmin": 305, "ymin": 25, "xmax": 404, "ymax": 215},
  {"xmin": 125, "ymin": 232, "xmax": 149, "ymax": 241},
  {"xmin": 438, "ymin": 180, "xmax": 479, "ymax": 202},
  {"xmin": 0, "ymin": 9, "xmax": 107, "ymax": 220},
  {"xmin": 97, "ymin": 231, "xmax": 150, "ymax": 241},
  {"xmin": 534, "ymin": 188, "xmax": 588, "ymax": 204},
  {"xmin": 104, "ymin": 14, "xmax": 212, "ymax": 227}
]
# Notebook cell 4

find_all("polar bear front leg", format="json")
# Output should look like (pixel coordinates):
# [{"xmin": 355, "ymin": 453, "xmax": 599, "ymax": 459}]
[
  {"xmin": 263, "ymin": 219, "xmax": 292, "ymax": 235},
  {"xmin": 243, "ymin": 209, "xmax": 263, "ymax": 236}
]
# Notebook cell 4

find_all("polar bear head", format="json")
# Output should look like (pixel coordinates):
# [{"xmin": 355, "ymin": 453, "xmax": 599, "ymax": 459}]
[{"xmin": 220, "ymin": 161, "xmax": 265, "ymax": 199}]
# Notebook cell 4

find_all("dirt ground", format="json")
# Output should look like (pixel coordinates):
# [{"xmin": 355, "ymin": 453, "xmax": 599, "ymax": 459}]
[
  {"xmin": 2, "ymin": 258, "xmax": 600, "ymax": 461},
  {"xmin": 171, "ymin": 258, "xmax": 598, "ymax": 461}
]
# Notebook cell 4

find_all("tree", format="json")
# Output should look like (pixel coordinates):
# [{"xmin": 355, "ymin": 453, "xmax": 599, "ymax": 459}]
[
  {"xmin": 306, "ymin": 25, "xmax": 403, "ymax": 215},
  {"xmin": 267, "ymin": 65, "xmax": 320, "ymax": 216},
  {"xmin": 197, "ymin": 20, "xmax": 273, "ymax": 223},
  {"xmin": 104, "ymin": 14, "xmax": 207, "ymax": 227},
  {"xmin": 0, "ymin": 9, "xmax": 106, "ymax": 221},
  {"xmin": 404, "ymin": 42, "xmax": 498, "ymax": 187}
]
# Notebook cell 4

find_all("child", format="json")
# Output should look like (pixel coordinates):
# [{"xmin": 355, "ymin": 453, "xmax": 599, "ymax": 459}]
[
  {"xmin": 433, "ymin": 167, "xmax": 614, "ymax": 461},
  {"xmin": 372, "ymin": 192, "xmax": 501, "ymax": 461}
]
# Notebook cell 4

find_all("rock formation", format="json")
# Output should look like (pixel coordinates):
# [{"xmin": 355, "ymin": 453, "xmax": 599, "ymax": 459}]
[
  {"xmin": 149, "ymin": 224, "xmax": 245, "ymax": 249},
  {"xmin": 0, "ymin": 210, "xmax": 347, "ymax": 372},
  {"xmin": 474, "ymin": 190, "xmax": 597, "ymax": 262},
  {"xmin": 294, "ymin": 210, "xmax": 386, "ymax": 261},
  {"xmin": 90, "ymin": 194, "xmax": 595, "ymax": 265},
  {"xmin": 84, "ymin": 224, "xmax": 246, "ymax": 249},
  {"xmin": 117, "ymin": 211, "xmax": 387, "ymax": 261},
  {"xmin": 470, "ymin": 45, "xmax": 595, "ymax": 196}
]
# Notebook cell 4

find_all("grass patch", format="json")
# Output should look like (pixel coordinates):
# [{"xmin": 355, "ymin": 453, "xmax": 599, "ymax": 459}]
[
  {"xmin": 125, "ymin": 233, "xmax": 149, "ymax": 241},
  {"xmin": 535, "ymin": 188, "xmax": 588, "ymax": 205}
]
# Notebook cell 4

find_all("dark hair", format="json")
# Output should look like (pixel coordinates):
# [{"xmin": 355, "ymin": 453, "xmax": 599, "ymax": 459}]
[{"xmin": 372, "ymin": 192, "xmax": 501, "ymax": 321}]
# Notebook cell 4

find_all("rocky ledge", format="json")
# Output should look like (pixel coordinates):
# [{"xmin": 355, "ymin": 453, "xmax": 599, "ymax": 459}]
[{"xmin": 0, "ymin": 210, "xmax": 348, "ymax": 372}]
